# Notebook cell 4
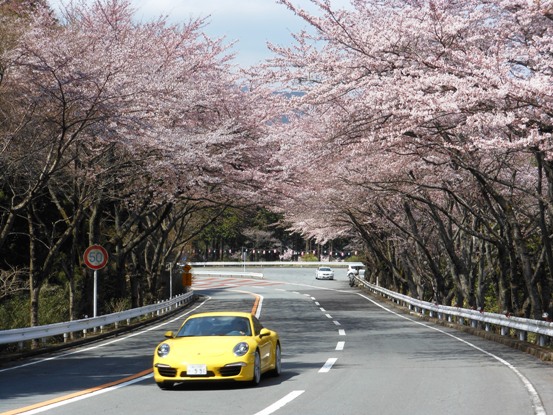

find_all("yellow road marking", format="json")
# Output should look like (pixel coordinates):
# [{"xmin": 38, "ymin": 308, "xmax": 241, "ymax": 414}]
[
  {"xmin": 1, "ymin": 369, "xmax": 152, "ymax": 415},
  {"xmin": 229, "ymin": 289, "xmax": 262, "ymax": 316},
  {"xmin": 252, "ymin": 293, "xmax": 261, "ymax": 315}
]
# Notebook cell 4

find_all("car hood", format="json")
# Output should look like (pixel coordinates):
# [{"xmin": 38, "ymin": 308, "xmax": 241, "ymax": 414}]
[{"xmin": 165, "ymin": 336, "xmax": 249, "ymax": 359}]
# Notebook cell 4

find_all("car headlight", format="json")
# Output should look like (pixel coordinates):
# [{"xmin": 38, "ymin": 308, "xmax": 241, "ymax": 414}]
[
  {"xmin": 157, "ymin": 343, "xmax": 170, "ymax": 357},
  {"xmin": 233, "ymin": 342, "xmax": 249, "ymax": 356}
]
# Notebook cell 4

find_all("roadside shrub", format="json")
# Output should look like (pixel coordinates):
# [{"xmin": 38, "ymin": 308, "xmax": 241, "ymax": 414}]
[
  {"xmin": 0, "ymin": 293, "xmax": 29, "ymax": 329},
  {"xmin": 300, "ymin": 253, "xmax": 318, "ymax": 262}
]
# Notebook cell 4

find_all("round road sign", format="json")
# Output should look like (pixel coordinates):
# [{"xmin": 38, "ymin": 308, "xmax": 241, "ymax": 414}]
[{"xmin": 84, "ymin": 245, "xmax": 109, "ymax": 270}]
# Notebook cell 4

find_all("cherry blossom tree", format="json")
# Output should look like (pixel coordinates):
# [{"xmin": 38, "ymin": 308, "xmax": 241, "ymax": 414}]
[
  {"xmin": 0, "ymin": 0, "xmax": 273, "ymax": 327},
  {"xmin": 259, "ymin": 0, "xmax": 553, "ymax": 318}
]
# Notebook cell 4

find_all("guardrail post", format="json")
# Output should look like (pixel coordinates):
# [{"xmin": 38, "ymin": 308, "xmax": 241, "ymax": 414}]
[
  {"xmin": 485, "ymin": 323, "xmax": 491, "ymax": 332},
  {"xmin": 83, "ymin": 328, "xmax": 87, "ymax": 338},
  {"xmin": 64, "ymin": 333, "xmax": 68, "ymax": 343},
  {"xmin": 518, "ymin": 330, "xmax": 527, "ymax": 341},
  {"xmin": 539, "ymin": 335, "xmax": 547, "ymax": 347},
  {"xmin": 501, "ymin": 326, "xmax": 509, "ymax": 336}
]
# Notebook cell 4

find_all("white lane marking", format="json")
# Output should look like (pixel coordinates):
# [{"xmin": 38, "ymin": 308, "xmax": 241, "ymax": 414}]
[
  {"xmin": 253, "ymin": 390, "xmax": 305, "ymax": 415},
  {"xmin": 333, "ymin": 320, "xmax": 341, "ymax": 326},
  {"xmin": 0, "ymin": 298, "xmax": 211, "ymax": 373},
  {"xmin": 310, "ymin": 296, "xmax": 316, "ymax": 300},
  {"xmin": 357, "ymin": 293, "xmax": 547, "ymax": 415},
  {"xmin": 255, "ymin": 295, "xmax": 264, "ymax": 319},
  {"xmin": 338, "ymin": 329, "xmax": 346, "ymax": 336},
  {"xmin": 315, "ymin": 301, "xmax": 320, "ymax": 306},
  {"xmin": 319, "ymin": 307, "xmax": 326, "ymax": 312},
  {"xmin": 319, "ymin": 358, "xmax": 338, "ymax": 373},
  {"xmin": 325, "ymin": 314, "xmax": 333, "ymax": 319},
  {"xmin": 12, "ymin": 373, "xmax": 153, "ymax": 414},
  {"xmin": 336, "ymin": 341, "xmax": 345, "ymax": 350}
]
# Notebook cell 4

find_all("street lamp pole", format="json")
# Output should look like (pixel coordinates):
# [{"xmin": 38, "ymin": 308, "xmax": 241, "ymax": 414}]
[
  {"xmin": 166, "ymin": 263, "xmax": 173, "ymax": 299},
  {"xmin": 242, "ymin": 247, "xmax": 246, "ymax": 272}
]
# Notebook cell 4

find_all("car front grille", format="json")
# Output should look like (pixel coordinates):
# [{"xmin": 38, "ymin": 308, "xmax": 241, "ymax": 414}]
[
  {"xmin": 157, "ymin": 366, "xmax": 177, "ymax": 377},
  {"xmin": 219, "ymin": 366, "xmax": 242, "ymax": 377}
]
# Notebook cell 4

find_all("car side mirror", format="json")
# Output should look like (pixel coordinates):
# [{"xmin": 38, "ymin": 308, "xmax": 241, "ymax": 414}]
[
  {"xmin": 164, "ymin": 331, "xmax": 174, "ymax": 339},
  {"xmin": 259, "ymin": 328, "xmax": 271, "ymax": 338}
]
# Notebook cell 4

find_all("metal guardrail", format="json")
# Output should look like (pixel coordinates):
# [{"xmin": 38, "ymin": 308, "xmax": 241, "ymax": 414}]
[
  {"xmin": 356, "ymin": 277, "xmax": 553, "ymax": 347},
  {"xmin": 192, "ymin": 270, "xmax": 264, "ymax": 279},
  {"xmin": 0, "ymin": 292, "xmax": 195, "ymax": 347}
]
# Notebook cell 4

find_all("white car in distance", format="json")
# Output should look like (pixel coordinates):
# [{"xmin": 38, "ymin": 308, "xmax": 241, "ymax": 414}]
[
  {"xmin": 315, "ymin": 266, "xmax": 335, "ymax": 280},
  {"xmin": 346, "ymin": 263, "xmax": 366, "ymax": 278}
]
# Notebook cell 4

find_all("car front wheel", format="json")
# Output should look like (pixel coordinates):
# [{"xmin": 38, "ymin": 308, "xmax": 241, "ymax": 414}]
[
  {"xmin": 251, "ymin": 350, "xmax": 261, "ymax": 386},
  {"xmin": 271, "ymin": 343, "xmax": 282, "ymax": 377}
]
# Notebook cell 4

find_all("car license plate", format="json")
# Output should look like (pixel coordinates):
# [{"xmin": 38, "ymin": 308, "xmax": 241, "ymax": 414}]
[{"xmin": 187, "ymin": 364, "xmax": 207, "ymax": 375}]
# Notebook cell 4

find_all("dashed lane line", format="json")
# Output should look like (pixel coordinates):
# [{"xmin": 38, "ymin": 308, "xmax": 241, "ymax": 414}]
[
  {"xmin": 253, "ymin": 391, "xmax": 305, "ymax": 415},
  {"xmin": 319, "ymin": 358, "xmax": 338, "ymax": 373}
]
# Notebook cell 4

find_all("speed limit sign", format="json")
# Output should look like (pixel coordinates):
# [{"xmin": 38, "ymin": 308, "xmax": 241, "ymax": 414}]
[{"xmin": 83, "ymin": 245, "xmax": 109, "ymax": 270}]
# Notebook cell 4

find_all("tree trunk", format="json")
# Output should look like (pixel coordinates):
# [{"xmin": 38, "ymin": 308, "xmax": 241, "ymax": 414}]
[
  {"xmin": 27, "ymin": 205, "xmax": 41, "ymax": 348},
  {"xmin": 511, "ymin": 220, "xmax": 543, "ymax": 318}
]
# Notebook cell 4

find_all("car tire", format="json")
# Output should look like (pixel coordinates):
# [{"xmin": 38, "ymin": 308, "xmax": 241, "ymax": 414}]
[
  {"xmin": 271, "ymin": 343, "xmax": 282, "ymax": 377},
  {"xmin": 156, "ymin": 381, "xmax": 174, "ymax": 390},
  {"xmin": 251, "ymin": 350, "xmax": 261, "ymax": 386}
]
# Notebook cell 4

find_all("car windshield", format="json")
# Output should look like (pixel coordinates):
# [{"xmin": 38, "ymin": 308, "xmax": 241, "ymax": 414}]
[
  {"xmin": 319, "ymin": 267, "xmax": 331, "ymax": 271},
  {"xmin": 176, "ymin": 316, "xmax": 252, "ymax": 337}
]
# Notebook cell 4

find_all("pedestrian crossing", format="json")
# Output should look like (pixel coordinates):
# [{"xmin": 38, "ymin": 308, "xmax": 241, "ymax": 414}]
[{"xmin": 191, "ymin": 276, "xmax": 283, "ymax": 290}]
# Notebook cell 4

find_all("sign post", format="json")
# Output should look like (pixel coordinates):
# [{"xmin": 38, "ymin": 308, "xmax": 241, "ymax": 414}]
[{"xmin": 83, "ymin": 245, "xmax": 109, "ymax": 318}]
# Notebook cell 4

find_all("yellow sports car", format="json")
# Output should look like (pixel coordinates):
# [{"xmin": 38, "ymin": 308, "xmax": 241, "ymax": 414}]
[{"xmin": 153, "ymin": 311, "xmax": 281, "ymax": 389}]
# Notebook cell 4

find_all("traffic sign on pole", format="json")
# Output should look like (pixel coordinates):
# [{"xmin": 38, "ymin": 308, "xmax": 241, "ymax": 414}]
[
  {"xmin": 83, "ymin": 245, "xmax": 109, "ymax": 270},
  {"xmin": 83, "ymin": 245, "xmax": 108, "ymax": 318}
]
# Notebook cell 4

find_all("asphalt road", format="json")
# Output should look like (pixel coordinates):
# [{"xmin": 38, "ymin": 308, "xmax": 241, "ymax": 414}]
[{"xmin": 1, "ymin": 267, "xmax": 552, "ymax": 415}]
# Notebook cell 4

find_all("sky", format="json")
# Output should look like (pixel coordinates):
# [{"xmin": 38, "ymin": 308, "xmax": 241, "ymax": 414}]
[{"xmin": 49, "ymin": 0, "xmax": 352, "ymax": 67}]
